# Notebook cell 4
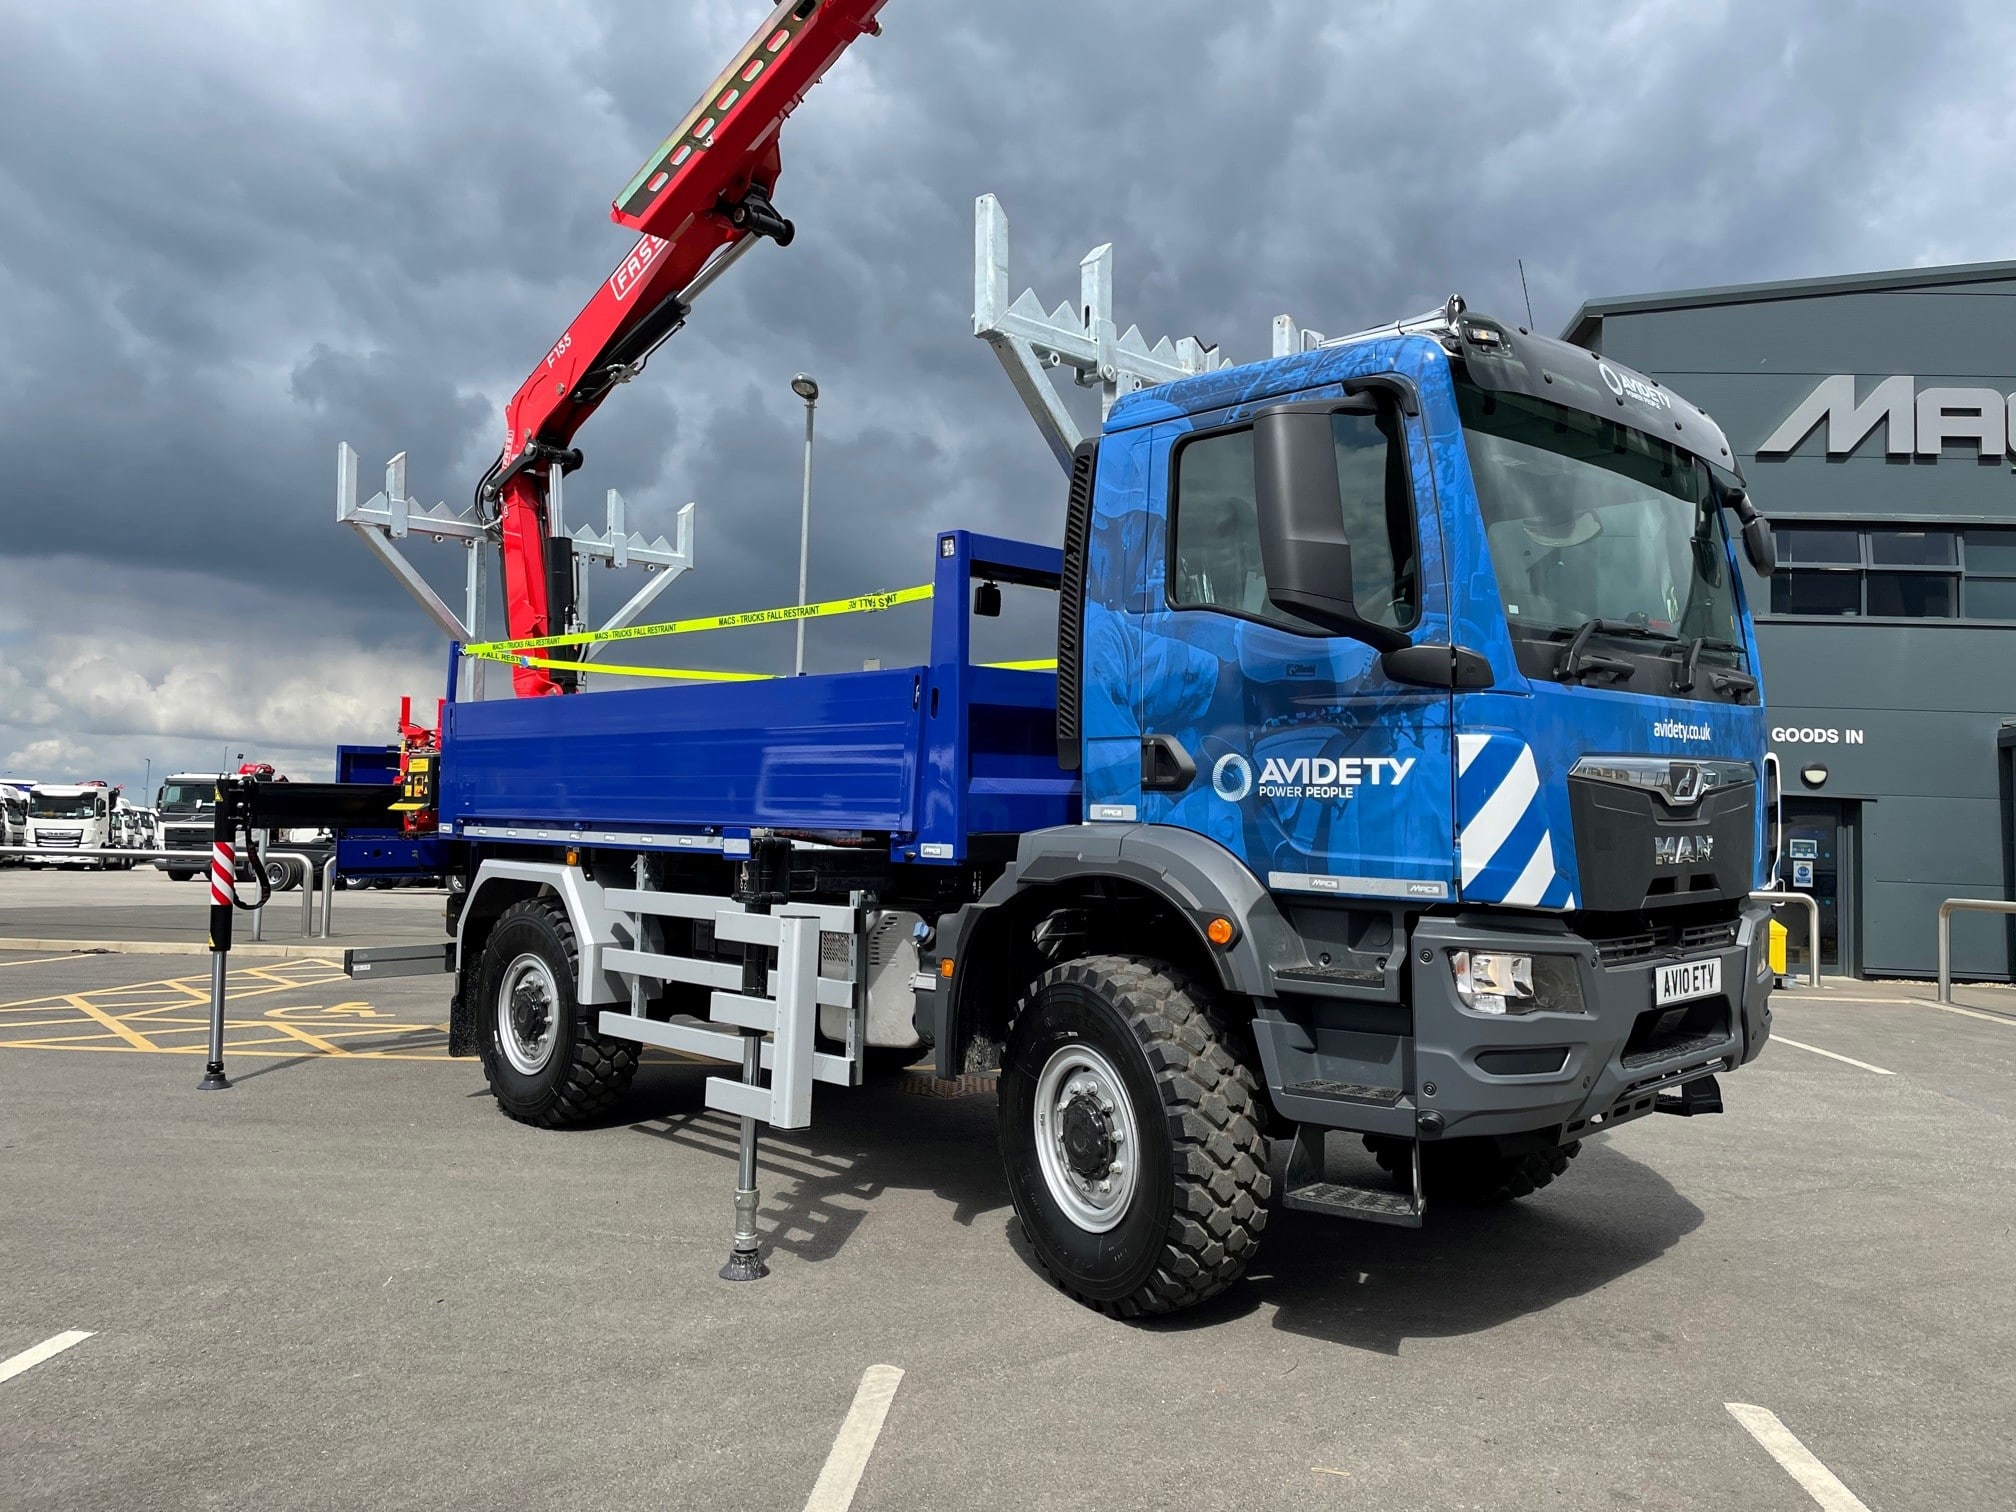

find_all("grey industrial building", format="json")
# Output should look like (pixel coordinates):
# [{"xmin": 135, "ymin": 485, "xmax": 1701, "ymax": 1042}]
[{"xmin": 1568, "ymin": 260, "xmax": 2016, "ymax": 980}]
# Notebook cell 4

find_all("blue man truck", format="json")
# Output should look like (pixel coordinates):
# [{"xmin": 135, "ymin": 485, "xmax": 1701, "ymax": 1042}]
[
  {"xmin": 391, "ymin": 300, "xmax": 1780, "ymax": 1318},
  {"xmin": 201, "ymin": 5, "xmax": 1780, "ymax": 1317}
]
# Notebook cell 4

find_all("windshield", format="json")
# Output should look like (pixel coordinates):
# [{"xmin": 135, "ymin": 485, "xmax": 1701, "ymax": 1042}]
[
  {"xmin": 158, "ymin": 783, "xmax": 215, "ymax": 816},
  {"xmin": 31, "ymin": 793, "xmax": 99, "ymax": 819},
  {"xmin": 1457, "ymin": 382, "xmax": 1742, "ymax": 649}
]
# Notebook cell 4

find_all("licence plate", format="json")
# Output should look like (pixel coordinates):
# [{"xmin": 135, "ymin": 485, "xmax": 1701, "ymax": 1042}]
[{"xmin": 1655, "ymin": 957, "xmax": 1721, "ymax": 1006}]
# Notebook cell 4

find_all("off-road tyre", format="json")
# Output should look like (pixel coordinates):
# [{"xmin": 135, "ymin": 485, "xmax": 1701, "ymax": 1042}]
[
  {"xmin": 475, "ymin": 898, "xmax": 638, "ymax": 1128},
  {"xmin": 1366, "ymin": 1135, "xmax": 1581, "ymax": 1204},
  {"xmin": 999, "ymin": 954, "xmax": 1270, "ymax": 1318}
]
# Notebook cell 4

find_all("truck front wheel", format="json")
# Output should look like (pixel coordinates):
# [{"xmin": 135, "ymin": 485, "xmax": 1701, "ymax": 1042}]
[
  {"xmin": 998, "ymin": 954, "xmax": 1270, "ymax": 1318},
  {"xmin": 475, "ymin": 898, "xmax": 639, "ymax": 1128}
]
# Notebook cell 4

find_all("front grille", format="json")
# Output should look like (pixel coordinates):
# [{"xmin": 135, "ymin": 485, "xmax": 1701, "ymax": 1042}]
[
  {"xmin": 1591, "ymin": 915, "xmax": 1739, "ymax": 968},
  {"xmin": 36, "ymin": 833, "xmax": 82, "ymax": 848}
]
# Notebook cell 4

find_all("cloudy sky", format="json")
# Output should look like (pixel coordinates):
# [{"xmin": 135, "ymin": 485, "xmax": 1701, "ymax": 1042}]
[{"xmin": 3, "ymin": 0, "xmax": 2013, "ymax": 793}]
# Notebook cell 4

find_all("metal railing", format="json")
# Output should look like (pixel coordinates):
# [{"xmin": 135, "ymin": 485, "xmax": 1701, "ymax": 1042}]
[
  {"xmin": 247, "ymin": 851, "xmax": 337, "ymax": 942},
  {"xmin": 1750, "ymin": 890, "xmax": 1823, "ymax": 990},
  {"xmin": 1936, "ymin": 897, "xmax": 2016, "ymax": 1005}
]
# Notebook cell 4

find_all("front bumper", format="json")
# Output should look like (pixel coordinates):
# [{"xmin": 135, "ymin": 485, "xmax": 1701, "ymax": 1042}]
[{"xmin": 1407, "ymin": 901, "xmax": 1773, "ymax": 1142}]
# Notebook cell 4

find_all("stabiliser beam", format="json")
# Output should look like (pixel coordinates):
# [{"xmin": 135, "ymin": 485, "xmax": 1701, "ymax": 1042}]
[
  {"xmin": 196, "ymin": 777, "xmax": 407, "ymax": 1091},
  {"xmin": 488, "ymin": 0, "xmax": 887, "ymax": 696}
]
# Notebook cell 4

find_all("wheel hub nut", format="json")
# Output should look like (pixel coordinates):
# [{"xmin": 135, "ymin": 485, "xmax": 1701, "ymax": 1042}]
[{"xmin": 1058, "ymin": 1093, "xmax": 1115, "ymax": 1179}]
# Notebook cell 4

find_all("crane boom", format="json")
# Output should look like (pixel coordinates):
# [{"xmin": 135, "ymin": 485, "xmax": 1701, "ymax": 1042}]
[{"xmin": 487, "ymin": 0, "xmax": 887, "ymax": 696}]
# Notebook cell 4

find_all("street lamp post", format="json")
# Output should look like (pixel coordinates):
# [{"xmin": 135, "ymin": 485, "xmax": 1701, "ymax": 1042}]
[{"xmin": 790, "ymin": 374, "xmax": 819, "ymax": 676}]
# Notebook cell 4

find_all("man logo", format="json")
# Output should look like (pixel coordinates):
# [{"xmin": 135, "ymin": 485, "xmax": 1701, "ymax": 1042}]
[
  {"xmin": 1654, "ymin": 833, "xmax": 1714, "ymax": 867},
  {"xmin": 1212, "ymin": 752, "xmax": 1253, "ymax": 802},
  {"xmin": 1669, "ymin": 762, "xmax": 1703, "ymax": 804}
]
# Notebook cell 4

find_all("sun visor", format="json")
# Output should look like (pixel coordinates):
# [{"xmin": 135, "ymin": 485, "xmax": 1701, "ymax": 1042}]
[{"xmin": 1453, "ymin": 319, "xmax": 1740, "ymax": 477}]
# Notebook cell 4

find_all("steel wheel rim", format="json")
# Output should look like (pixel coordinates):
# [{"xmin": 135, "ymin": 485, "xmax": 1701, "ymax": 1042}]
[
  {"xmin": 497, "ymin": 952, "xmax": 561, "ymax": 1075},
  {"xmin": 1032, "ymin": 1040, "xmax": 1140, "ymax": 1233}
]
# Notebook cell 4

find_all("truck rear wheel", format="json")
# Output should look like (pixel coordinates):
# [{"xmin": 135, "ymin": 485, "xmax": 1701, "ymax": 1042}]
[
  {"xmin": 1365, "ymin": 1135, "xmax": 1581, "ymax": 1204},
  {"xmin": 475, "ymin": 898, "xmax": 639, "ymax": 1128},
  {"xmin": 998, "ymin": 954, "xmax": 1270, "ymax": 1318}
]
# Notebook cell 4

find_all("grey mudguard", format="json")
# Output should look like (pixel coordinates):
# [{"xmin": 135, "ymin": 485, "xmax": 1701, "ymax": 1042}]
[{"xmin": 929, "ymin": 823, "xmax": 1307, "ymax": 1077}]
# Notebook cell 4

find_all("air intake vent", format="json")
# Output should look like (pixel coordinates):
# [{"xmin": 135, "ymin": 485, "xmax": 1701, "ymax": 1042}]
[{"xmin": 1054, "ymin": 439, "xmax": 1098, "ymax": 772}]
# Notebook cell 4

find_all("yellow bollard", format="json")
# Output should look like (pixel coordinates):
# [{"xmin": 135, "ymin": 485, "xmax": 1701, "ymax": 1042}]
[{"xmin": 1768, "ymin": 918, "xmax": 1788, "ymax": 979}]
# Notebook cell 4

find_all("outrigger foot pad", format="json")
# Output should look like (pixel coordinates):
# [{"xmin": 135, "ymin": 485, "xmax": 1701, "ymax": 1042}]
[
  {"xmin": 198, "ymin": 1065, "xmax": 232, "ymax": 1091},
  {"xmin": 718, "ymin": 1184, "xmax": 768, "ymax": 1281}
]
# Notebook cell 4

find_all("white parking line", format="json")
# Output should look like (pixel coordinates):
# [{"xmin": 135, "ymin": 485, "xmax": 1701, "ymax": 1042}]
[
  {"xmin": 1726, "ymin": 1403, "xmax": 1872, "ymax": 1511},
  {"xmin": 1771, "ymin": 1036, "xmax": 1894, "ymax": 1075},
  {"xmin": 1924, "ymin": 1000, "xmax": 2016, "ymax": 1028},
  {"xmin": 0, "ymin": 1330, "xmax": 94, "ymax": 1385},
  {"xmin": 804, "ymin": 1364, "xmax": 904, "ymax": 1512}
]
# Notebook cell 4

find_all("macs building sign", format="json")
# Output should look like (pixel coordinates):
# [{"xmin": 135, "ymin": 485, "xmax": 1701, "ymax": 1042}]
[{"xmin": 1759, "ymin": 374, "xmax": 2016, "ymax": 459}]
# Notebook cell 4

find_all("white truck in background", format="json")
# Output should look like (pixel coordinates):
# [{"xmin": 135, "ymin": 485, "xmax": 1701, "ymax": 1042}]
[
  {"xmin": 156, "ymin": 773, "xmax": 222, "ymax": 881},
  {"xmin": 156, "ymin": 767, "xmax": 327, "ymax": 886},
  {"xmin": 25, "ymin": 782, "xmax": 131, "ymax": 868},
  {"xmin": 0, "ymin": 784, "xmax": 28, "ymax": 862}
]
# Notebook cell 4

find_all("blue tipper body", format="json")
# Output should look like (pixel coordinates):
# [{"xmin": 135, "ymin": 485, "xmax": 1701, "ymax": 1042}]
[{"xmin": 436, "ymin": 533, "xmax": 1080, "ymax": 860}]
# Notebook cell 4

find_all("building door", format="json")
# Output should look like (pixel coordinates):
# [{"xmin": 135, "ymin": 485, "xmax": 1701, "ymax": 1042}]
[{"xmin": 1783, "ymin": 800, "xmax": 1856, "ymax": 976}]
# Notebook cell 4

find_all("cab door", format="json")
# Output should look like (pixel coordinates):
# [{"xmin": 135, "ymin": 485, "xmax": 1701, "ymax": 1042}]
[{"xmin": 1133, "ymin": 395, "xmax": 1455, "ymax": 901}]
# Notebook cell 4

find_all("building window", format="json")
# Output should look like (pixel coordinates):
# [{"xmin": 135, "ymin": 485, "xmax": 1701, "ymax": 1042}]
[{"xmin": 1770, "ymin": 523, "xmax": 2016, "ymax": 620}]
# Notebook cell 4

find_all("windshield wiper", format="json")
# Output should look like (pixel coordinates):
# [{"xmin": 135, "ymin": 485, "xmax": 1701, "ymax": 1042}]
[
  {"xmin": 1673, "ymin": 635, "xmax": 1757, "ymax": 699},
  {"xmin": 1554, "ymin": 618, "xmax": 1675, "ymax": 682},
  {"xmin": 1673, "ymin": 635, "xmax": 1740, "ymax": 692}
]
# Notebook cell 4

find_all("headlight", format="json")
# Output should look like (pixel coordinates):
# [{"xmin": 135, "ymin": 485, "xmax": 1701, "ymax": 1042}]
[
  {"xmin": 1449, "ymin": 950, "xmax": 1585, "ymax": 1015},
  {"xmin": 1451, "ymin": 950, "xmax": 1532, "ymax": 1014}
]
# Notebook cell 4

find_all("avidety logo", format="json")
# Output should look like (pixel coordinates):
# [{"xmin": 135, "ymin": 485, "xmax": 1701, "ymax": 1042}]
[{"xmin": 1212, "ymin": 751, "xmax": 1416, "ymax": 802}]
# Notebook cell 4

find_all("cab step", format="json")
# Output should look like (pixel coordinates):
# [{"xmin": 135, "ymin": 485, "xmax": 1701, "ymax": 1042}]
[
  {"xmin": 1283, "ymin": 1080, "xmax": 1403, "ymax": 1106},
  {"xmin": 1282, "ymin": 1124, "xmax": 1424, "ymax": 1228},
  {"xmin": 1281, "ymin": 1179, "xmax": 1422, "ymax": 1227}
]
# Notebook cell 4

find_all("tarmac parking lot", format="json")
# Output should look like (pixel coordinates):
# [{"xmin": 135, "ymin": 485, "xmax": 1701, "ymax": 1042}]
[{"xmin": 2, "ymin": 872, "xmax": 2014, "ymax": 1509}]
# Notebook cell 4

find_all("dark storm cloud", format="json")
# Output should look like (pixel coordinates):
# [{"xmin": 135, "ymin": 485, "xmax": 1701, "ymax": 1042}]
[{"xmin": 1, "ymin": 0, "xmax": 2012, "ymax": 721}]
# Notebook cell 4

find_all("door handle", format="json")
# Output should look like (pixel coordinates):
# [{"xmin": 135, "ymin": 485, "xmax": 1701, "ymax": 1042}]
[{"xmin": 1141, "ymin": 735, "xmax": 1198, "ymax": 792}]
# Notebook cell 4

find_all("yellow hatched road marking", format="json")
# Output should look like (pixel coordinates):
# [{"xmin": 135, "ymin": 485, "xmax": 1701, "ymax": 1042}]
[
  {"xmin": 65, "ymin": 995, "xmax": 162, "ymax": 1052},
  {"xmin": 266, "ymin": 1022, "xmax": 354, "ymax": 1056},
  {"xmin": 0, "ymin": 956, "xmax": 447, "ymax": 1060}
]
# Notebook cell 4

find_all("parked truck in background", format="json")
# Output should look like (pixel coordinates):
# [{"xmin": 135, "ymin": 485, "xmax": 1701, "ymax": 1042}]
[
  {"xmin": 0, "ymin": 784, "xmax": 27, "ymax": 861},
  {"xmin": 26, "ymin": 782, "xmax": 130, "ymax": 867},
  {"xmin": 156, "ymin": 774, "xmax": 222, "ymax": 881}
]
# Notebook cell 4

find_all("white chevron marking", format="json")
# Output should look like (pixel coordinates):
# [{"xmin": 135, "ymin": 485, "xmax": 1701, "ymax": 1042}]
[
  {"xmin": 1459, "ymin": 746, "xmax": 1538, "ymax": 887},
  {"xmin": 1457, "ymin": 732, "xmax": 1491, "ymax": 776},
  {"xmin": 1503, "ymin": 832, "xmax": 1556, "ymax": 908}
]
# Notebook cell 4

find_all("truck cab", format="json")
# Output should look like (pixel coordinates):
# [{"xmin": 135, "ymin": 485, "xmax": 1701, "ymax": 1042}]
[
  {"xmin": 1019, "ymin": 306, "xmax": 1774, "ymax": 1168},
  {"xmin": 26, "ymin": 783, "xmax": 120, "ymax": 866},
  {"xmin": 156, "ymin": 774, "xmax": 222, "ymax": 880},
  {"xmin": 0, "ymin": 785, "xmax": 28, "ymax": 861}
]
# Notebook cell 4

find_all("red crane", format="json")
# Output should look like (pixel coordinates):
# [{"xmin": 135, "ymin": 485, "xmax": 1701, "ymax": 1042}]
[{"xmin": 482, "ymin": 0, "xmax": 888, "ymax": 696}]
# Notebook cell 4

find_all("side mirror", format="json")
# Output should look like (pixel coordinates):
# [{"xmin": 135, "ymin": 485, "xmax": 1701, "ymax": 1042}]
[
  {"xmin": 1252, "ymin": 398, "xmax": 1409, "ymax": 652},
  {"xmin": 1724, "ymin": 485, "xmax": 1775, "ymax": 575},
  {"xmin": 1741, "ymin": 516, "xmax": 1775, "ymax": 575}
]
